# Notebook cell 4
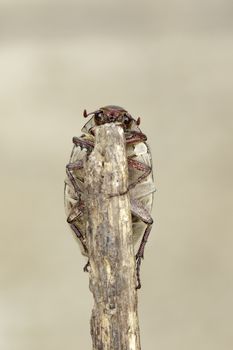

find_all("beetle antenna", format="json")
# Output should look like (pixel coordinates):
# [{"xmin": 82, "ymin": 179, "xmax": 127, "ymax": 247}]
[
  {"xmin": 83, "ymin": 109, "xmax": 100, "ymax": 118},
  {"xmin": 83, "ymin": 109, "xmax": 94, "ymax": 118},
  {"xmin": 136, "ymin": 117, "xmax": 141, "ymax": 125}
]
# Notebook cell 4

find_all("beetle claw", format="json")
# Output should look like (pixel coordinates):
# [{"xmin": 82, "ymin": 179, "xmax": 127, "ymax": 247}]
[
  {"xmin": 135, "ymin": 255, "xmax": 142, "ymax": 289},
  {"xmin": 83, "ymin": 260, "xmax": 90, "ymax": 272}
]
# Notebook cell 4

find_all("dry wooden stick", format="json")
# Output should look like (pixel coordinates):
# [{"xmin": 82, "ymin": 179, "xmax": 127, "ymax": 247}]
[{"xmin": 84, "ymin": 123, "xmax": 141, "ymax": 350}]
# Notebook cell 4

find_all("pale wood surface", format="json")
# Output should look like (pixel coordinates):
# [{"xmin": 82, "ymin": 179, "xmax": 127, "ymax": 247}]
[{"xmin": 85, "ymin": 124, "xmax": 141, "ymax": 350}]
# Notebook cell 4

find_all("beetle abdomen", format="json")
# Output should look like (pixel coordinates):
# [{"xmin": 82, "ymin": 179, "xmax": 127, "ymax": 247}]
[{"xmin": 64, "ymin": 134, "xmax": 155, "ymax": 254}]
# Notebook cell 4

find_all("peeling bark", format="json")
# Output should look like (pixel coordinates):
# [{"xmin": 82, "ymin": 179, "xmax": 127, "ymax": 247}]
[{"xmin": 85, "ymin": 124, "xmax": 141, "ymax": 350}]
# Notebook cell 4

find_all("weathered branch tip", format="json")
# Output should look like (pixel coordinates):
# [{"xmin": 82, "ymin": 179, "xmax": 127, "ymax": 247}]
[{"xmin": 84, "ymin": 124, "xmax": 141, "ymax": 350}]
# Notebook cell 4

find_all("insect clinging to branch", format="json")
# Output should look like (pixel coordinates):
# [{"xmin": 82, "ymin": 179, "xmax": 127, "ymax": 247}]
[{"xmin": 64, "ymin": 105, "xmax": 156, "ymax": 289}]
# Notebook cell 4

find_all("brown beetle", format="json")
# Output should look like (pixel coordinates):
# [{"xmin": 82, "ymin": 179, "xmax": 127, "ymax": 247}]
[{"xmin": 64, "ymin": 105, "xmax": 156, "ymax": 289}]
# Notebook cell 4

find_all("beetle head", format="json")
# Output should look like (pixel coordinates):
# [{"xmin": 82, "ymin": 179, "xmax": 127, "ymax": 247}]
[{"xmin": 82, "ymin": 105, "xmax": 141, "ymax": 134}]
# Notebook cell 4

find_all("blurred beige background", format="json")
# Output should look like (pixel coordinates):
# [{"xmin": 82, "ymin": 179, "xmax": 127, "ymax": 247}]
[{"xmin": 0, "ymin": 0, "xmax": 233, "ymax": 349}]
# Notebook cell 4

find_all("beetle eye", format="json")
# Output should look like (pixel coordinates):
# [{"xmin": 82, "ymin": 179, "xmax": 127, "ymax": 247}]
[
  {"xmin": 123, "ymin": 115, "xmax": 131, "ymax": 127},
  {"xmin": 94, "ymin": 112, "xmax": 105, "ymax": 125}
]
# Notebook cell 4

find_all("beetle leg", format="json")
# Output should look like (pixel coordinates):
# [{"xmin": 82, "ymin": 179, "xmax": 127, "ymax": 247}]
[
  {"xmin": 66, "ymin": 160, "xmax": 84, "ymax": 194},
  {"xmin": 66, "ymin": 137, "xmax": 94, "ymax": 193},
  {"xmin": 67, "ymin": 202, "xmax": 90, "ymax": 271},
  {"xmin": 66, "ymin": 200, "xmax": 85, "ymax": 224},
  {"xmin": 135, "ymin": 224, "xmax": 153, "ymax": 289},
  {"xmin": 69, "ymin": 223, "xmax": 88, "ymax": 255},
  {"xmin": 130, "ymin": 198, "xmax": 153, "ymax": 289},
  {"xmin": 128, "ymin": 158, "xmax": 152, "ymax": 190},
  {"xmin": 72, "ymin": 136, "xmax": 94, "ymax": 153},
  {"xmin": 83, "ymin": 260, "xmax": 90, "ymax": 272},
  {"xmin": 74, "ymin": 133, "xmax": 145, "ymax": 148},
  {"xmin": 70, "ymin": 223, "xmax": 90, "ymax": 272},
  {"xmin": 125, "ymin": 131, "xmax": 147, "ymax": 145}
]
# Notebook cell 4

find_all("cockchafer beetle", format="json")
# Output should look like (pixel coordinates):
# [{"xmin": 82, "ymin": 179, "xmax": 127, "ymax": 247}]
[{"xmin": 64, "ymin": 105, "xmax": 156, "ymax": 289}]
